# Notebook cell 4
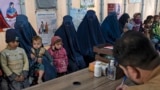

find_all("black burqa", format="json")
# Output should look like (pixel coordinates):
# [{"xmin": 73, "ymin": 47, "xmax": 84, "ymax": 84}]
[
  {"xmin": 55, "ymin": 15, "xmax": 86, "ymax": 72},
  {"xmin": 77, "ymin": 10, "xmax": 105, "ymax": 66},
  {"xmin": 119, "ymin": 13, "xmax": 130, "ymax": 33},
  {"xmin": 101, "ymin": 12, "xmax": 121, "ymax": 45}
]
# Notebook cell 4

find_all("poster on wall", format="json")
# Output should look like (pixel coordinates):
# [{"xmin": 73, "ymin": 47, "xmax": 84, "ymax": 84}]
[
  {"xmin": 36, "ymin": 10, "xmax": 57, "ymax": 46},
  {"xmin": 0, "ymin": 0, "xmax": 21, "ymax": 32},
  {"xmin": 108, "ymin": 3, "xmax": 121, "ymax": 15},
  {"xmin": 70, "ymin": 8, "xmax": 87, "ymax": 30},
  {"xmin": 129, "ymin": 0, "xmax": 141, "ymax": 3},
  {"xmin": 80, "ymin": 0, "xmax": 95, "ymax": 8}
]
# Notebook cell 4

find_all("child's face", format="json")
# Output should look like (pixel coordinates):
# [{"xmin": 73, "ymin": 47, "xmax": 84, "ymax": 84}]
[
  {"xmin": 54, "ymin": 42, "xmax": 62, "ymax": 50},
  {"xmin": 146, "ymin": 22, "xmax": 152, "ymax": 28},
  {"xmin": 8, "ymin": 41, "xmax": 19, "ymax": 49},
  {"xmin": 155, "ymin": 17, "xmax": 160, "ymax": 22},
  {"xmin": 33, "ymin": 40, "xmax": 42, "ymax": 49},
  {"xmin": 135, "ymin": 15, "xmax": 141, "ymax": 19}
]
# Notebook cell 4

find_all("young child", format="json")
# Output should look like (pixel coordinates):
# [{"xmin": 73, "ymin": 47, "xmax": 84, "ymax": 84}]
[
  {"xmin": 48, "ymin": 36, "xmax": 68, "ymax": 77},
  {"xmin": 30, "ymin": 36, "xmax": 45, "ymax": 84},
  {"xmin": 0, "ymin": 29, "xmax": 29, "ymax": 90},
  {"xmin": 142, "ymin": 19, "xmax": 152, "ymax": 39},
  {"xmin": 151, "ymin": 15, "xmax": 160, "ymax": 51}
]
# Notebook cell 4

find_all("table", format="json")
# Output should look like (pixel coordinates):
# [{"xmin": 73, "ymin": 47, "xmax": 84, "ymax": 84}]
[{"xmin": 24, "ymin": 68, "xmax": 133, "ymax": 90}]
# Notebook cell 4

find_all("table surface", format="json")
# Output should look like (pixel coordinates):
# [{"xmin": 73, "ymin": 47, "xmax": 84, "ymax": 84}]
[{"xmin": 24, "ymin": 68, "xmax": 134, "ymax": 90}]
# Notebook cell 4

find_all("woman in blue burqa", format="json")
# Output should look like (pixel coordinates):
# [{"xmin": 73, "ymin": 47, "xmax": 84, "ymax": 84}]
[
  {"xmin": 77, "ymin": 10, "xmax": 105, "ymax": 66},
  {"xmin": 101, "ymin": 12, "xmax": 121, "ymax": 45},
  {"xmin": 55, "ymin": 15, "xmax": 86, "ymax": 73},
  {"xmin": 14, "ymin": 15, "xmax": 57, "ymax": 84},
  {"xmin": 6, "ymin": 2, "xmax": 18, "ymax": 18}
]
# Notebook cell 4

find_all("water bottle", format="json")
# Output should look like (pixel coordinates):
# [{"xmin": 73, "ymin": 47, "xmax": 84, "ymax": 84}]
[
  {"xmin": 94, "ymin": 61, "xmax": 102, "ymax": 77},
  {"xmin": 107, "ymin": 60, "xmax": 116, "ymax": 80}
]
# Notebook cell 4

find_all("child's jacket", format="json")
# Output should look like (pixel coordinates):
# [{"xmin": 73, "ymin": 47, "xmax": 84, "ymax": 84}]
[{"xmin": 48, "ymin": 47, "xmax": 68, "ymax": 73}]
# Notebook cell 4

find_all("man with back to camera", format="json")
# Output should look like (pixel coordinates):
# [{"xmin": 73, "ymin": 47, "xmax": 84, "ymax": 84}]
[{"xmin": 113, "ymin": 30, "xmax": 160, "ymax": 90}]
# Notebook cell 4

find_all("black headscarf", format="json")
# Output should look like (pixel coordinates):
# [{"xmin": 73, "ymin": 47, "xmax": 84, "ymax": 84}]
[{"xmin": 119, "ymin": 13, "xmax": 130, "ymax": 31}]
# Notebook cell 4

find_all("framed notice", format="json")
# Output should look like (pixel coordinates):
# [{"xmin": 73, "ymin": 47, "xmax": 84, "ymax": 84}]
[
  {"xmin": 36, "ymin": 10, "xmax": 57, "ymax": 46},
  {"xmin": 108, "ymin": 3, "xmax": 121, "ymax": 15},
  {"xmin": 70, "ymin": 8, "xmax": 87, "ymax": 30},
  {"xmin": 80, "ymin": 0, "xmax": 95, "ymax": 8}
]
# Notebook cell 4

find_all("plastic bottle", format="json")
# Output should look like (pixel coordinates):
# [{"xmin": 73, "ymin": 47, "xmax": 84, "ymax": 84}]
[
  {"xmin": 94, "ymin": 61, "xmax": 102, "ymax": 77},
  {"xmin": 107, "ymin": 60, "xmax": 116, "ymax": 80}
]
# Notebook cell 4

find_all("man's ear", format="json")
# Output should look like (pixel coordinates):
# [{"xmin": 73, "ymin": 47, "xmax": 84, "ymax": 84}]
[
  {"xmin": 126, "ymin": 66, "xmax": 141, "ymax": 79},
  {"xmin": 119, "ymin": 65, "xmax": 129, "ymax": 77}
]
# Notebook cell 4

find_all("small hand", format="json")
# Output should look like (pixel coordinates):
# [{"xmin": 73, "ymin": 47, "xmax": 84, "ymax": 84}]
[
  {"xmin": 116, "ymin": 84, "xmax": 128, "ymax": 90},
  {"xmin": 14, "ymin": 76, "xmax": 20, "ymax": 81},
  {"xmin": 52, "ymin": 46, "xmax": 55, "ymax": 50},
  {"xmin": 31, "ymin": 54, "xmax": 35, "ymax": 59},
  {"xmin": 0, "ymin": 70, "xmax": 3, "ymax": 76},
  {"xmin": 37, "ymin": 58, "xmax": 42, "ymax": 63},
  {"xmin": 19, "ymin": 75, "xmax": 24, "ymax": 81}
]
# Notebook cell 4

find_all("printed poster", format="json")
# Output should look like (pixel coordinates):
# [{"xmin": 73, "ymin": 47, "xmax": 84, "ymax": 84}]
[
  {"xmin": 36, "ymin": 10, "xmax": 57, "ymax": 46},
  {"xmin": 0, "ymin": 0, "xmax": 21, "ymax": 32},
  {"xmin": 70, "ymin": 8, "xmax": 87, "ymax": 30},
  {"xmin": 80, "ymin": 0, "xmax": 95, "ymax": 8},
  {"xmin": 108, "ymin": 3, "xmax": 121, "ymax": 15}
]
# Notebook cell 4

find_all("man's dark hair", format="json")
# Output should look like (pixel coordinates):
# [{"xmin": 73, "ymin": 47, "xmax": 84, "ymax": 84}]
[{"xmin": 113, "ymin": 30, "xmax": 160, "ymax": 70}]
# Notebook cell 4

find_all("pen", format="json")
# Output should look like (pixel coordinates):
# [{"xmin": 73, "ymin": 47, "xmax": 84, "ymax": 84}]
[
  {"xmin": 118, "ymin": 76, "xmax": 127, "ymax": 90},
  {"xmin": 120, "ymin": 76, "xmax": 127, "ymax": 87}
]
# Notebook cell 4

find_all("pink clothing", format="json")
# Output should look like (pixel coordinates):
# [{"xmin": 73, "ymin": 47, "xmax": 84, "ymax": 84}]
[
  {"xmin": 49, "ymin": 36, "xmax": 68, "ymax": 73},
  {"xmin": 48, "ymin": 47, "xmax": 68, "ymax": 73}
]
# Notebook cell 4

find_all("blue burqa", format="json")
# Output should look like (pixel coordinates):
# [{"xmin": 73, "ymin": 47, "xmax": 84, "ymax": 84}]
[
  {"xmin": 14, "ymin": 15, "xmax": 56, "ymax": 81},
  {"xmin": 101, "ymin": 12, "xmax": 121, "ymax": 45},
  {"xmin": 77, "ymin": 10, "xmax": 105, "ymax": 65},
  {"xmin": 55, "ymin": 15, "xmax": 86, "ymax": 72}
]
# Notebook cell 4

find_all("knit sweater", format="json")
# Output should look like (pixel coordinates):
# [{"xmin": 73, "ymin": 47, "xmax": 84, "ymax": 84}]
[{"xmin": 0, "ymin": 47, "xmax": 29, "ymax": 76}]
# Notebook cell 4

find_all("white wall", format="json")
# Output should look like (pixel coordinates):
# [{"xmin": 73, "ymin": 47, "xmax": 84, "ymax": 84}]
[
  {"xmin": 126, "ymin": 0, "xmax": 141, "ymax": 18},
  {"xmin": 143, "ymin": 0, "xmax": 156, "ymax": 20}
]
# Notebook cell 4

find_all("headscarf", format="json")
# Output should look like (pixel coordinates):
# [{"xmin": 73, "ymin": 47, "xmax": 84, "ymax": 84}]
[{"xmin": 119, "ymin": 13, "xmax": 130, "ymax": 32}]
